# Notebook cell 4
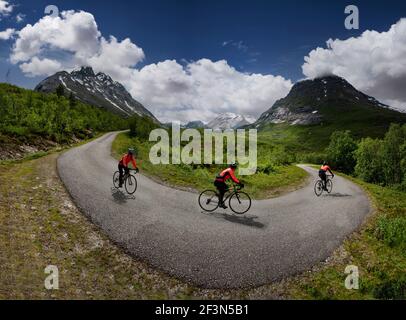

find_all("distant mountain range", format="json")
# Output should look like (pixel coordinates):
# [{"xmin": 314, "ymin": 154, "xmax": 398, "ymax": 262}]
[
  {"xmin": 164, "ymin": 114, "xmax": 255, "ymax": 130},
  {"xmin": 254, "ymin": 75, "xmax": 405, "ymax": 128},
  {"xmin": 206, "ymin": 113, "xmax": 254, "ymax": 130},
  {"xmin": 35, "ymin": 66, "xmax": 159, "ymax": 122},
  {"xmin": 185, "ymin": 120, "xmax": 207, "ymax": 129}
]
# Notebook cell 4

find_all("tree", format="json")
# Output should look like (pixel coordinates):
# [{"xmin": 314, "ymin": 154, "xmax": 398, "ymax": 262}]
[
  {"xmin": 129, "ymin": 116, "xmax": 138, "ymax": 138},
  {"xmin": 355, "ymin": 138, "xmax": 384, "ymax": 183},
  {"xmin": 401, "ymin": 140, "xmax": 406, "ymax": 187},
  {"xmin": 129, "ymin": 115, "xmax": 158, "ymax": 140},
  {"xmin": 326, "ymin": 130, "xmax": 358, "ymax": 174},
  {"xmin": 56, "ymin": 84, "xmax": 65, "ymax": 97},
  {"xmin": 381, "ymin": 124, "xmax": 405, "ymax": 185},
  {"xmin": 69, "ymin": 92, "xmax": 76, "ymax": 107}
]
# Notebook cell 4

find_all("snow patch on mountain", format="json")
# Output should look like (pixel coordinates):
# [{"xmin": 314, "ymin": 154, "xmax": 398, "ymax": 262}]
[
  {"xmin": 35, "ymin": 66, "xmax": 158, "ymax": 122},
  {"xmin": 206, "ymin": 113, "xmax": 254, "ymax": 130}
]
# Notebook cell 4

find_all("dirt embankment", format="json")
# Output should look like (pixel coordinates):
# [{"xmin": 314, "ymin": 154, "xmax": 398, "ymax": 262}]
[
  {"xmin": 0, "ymin": 134, "xmax": 84, "ymax": 161},
  {"xmin": 0, "ymin": 134, "xmax": 58, "ymax": 160}
]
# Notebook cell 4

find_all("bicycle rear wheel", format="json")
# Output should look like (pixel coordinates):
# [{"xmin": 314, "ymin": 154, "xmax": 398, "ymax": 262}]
[
  {"xmin": 113, "ymin": 171, "xmax": 120, "ymax": 188},
  {"xmin": 326, "ymin": 179, "xmax": 333, "ymax": 194},
  {"xmin": 314, "ymin": 180, "xmax": 323, "ymax": 197},
  {"xmin": 198, "ymin": 190, "xmax": 219, "ymax": 212},
  {"xmin": 125, "ymin": 175, "xmax": 137, "ymax": 194},
  {"xmin": 229, "ymin": 191, "xmax": 251, "ymax": 214}
]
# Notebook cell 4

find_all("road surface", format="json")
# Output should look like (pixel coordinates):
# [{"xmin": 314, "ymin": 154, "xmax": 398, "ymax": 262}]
[{"xmin": 57, "ymin": 132, "xmax": 371, "ymax": 289}]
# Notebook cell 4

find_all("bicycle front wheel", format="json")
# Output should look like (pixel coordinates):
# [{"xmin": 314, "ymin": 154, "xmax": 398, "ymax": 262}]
[
  {"xmin": 314, "ymin": 180, "xmax": 323, "ymax": 197},
  {"xmin": 229, "ymin": 191, "xmax": 252, "ymax": 214},
  {"xmin": 326, "ymin": 179, "xmax": 333, "ymax": 194},
  {"xmin": 125, "ymin": 175, "xmax": 138, "ymax": 194},
  {"xmin": 113, "ymin": 171, "xmax": 120, "ymax": 188},
  {"xmin": 198, "ymin": 190, "xmax": 219, "ymax": 212}
]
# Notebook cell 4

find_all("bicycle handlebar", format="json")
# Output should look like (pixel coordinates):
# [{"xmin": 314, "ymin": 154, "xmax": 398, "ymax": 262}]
[{"xmin": 232, "ymin": 182, "xmax": 244, "ymax": 190}]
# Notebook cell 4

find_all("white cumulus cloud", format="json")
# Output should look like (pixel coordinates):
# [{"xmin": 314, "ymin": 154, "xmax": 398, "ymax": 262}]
[
  {"xmin": 10, "ymin": 10, "xmax": 145, "ymax": 78},
  {"xmin": 0, "ymin": 0, "xmax": 13, "ymax": 18},
  {"xmin": 87, "ymin": 36, "xmax": 145, "ymax": 82},
  {"xmin": 20, "ymin": 57, "xmax": 62, "ymax": 77},
  {"xmin": 302, "ymin": 18, "xmax": 406, "ymax": 111},
  {"xmin": 7, "ymin": 9, "xmax": 292, "ymax": 122},
  {"xmin": 129, "ymin": 59, "xmax": 292, "ymax": 123},
  {"xmin": 11, "ymin": 10, "xmax": 101, "ymax": 64},
  {"xmin": 0, "ymin": 27, "xmax": 15, "ymax": 40}
]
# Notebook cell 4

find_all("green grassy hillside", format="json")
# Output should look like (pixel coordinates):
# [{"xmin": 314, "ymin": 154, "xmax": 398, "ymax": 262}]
[
  {"xmin": 0, "ymin": 83, "xmax": 128, "ymax": 143},
  {"xmin": 259, "ymin": 101, "xmax": 406, "ymax": 157}
]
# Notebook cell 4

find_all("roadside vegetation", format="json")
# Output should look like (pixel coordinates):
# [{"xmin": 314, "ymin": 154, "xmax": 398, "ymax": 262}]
[{"xmin": 325, "ymin": 124, "xmax": 406, "ymax": 187}]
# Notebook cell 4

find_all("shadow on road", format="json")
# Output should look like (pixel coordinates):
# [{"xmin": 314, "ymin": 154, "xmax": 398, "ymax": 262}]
[
  {"xmin": 111, "ymin": 187, "xmax": 135, "ymax": 204},
  {"xmin": 203, "ymin": 211, "xmax": 265, "ymax": 229},
  {"xmin": 324, "ymin": 192, "xmax": 352, "ymax": 198}
]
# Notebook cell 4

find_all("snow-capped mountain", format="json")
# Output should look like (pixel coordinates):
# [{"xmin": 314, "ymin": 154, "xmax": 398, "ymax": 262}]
[
  {"xmin": 35, "ymin": 66, "xmax": 159, "ymax": 122},
  {"xmin": 206, "ymin": 113, "xmax": 254, "ymax": 130}
]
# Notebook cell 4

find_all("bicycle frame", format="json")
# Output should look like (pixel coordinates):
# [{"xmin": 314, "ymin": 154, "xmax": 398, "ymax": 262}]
[
  {"xmin": 222, "ymin": 183, "xmax": 243, "ymax": 202},
  {"xmin": 323, "ymin": 175, "xmax": 333, "ymax": 186},
  {"xmin": 121, "ymin": 169, "xmax": 137, "ymax": 181}
]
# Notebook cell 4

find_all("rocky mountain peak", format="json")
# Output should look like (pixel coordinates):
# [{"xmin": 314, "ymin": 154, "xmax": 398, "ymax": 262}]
[
  {"xmin": 35, "ymin": 66, "xmax": 159, "ymax": 122},
  {"xmin": 254, "ymin": 75, "xmax": 391, "ymax": 127},
  {"xmin": 73, "ymin": 66, "xmax": 96, "ymax": 77}
]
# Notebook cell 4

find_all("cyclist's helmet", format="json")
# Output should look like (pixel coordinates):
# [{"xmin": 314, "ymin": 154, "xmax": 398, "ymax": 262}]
[
  {"xmin": 128, "ymin": 148, "xmax": 135, "ymax": 155},
  {"xmin": 230, "ymin": 162, "xmax": 238, "ymax": 169}
]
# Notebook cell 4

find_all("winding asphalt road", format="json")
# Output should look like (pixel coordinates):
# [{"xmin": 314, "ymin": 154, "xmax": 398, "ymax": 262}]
[{"xmin": 57, "ymin": 132, "xmax": 371, "ymax": 289}]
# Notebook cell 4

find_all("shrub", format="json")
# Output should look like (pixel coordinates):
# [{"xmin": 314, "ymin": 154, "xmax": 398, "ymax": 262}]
[
  {"xmin": 257, "ymin": 163, "xmax": 277, "ymax": 175},
  {"xmin": 269, "ymin": 145, "xmax": 295, "ymax": 166},
  {"xmin": 375, "ymin": 216, "xmax": 406, "ymax": 251},
  {"xmin": 372, "ymin": 274, "xmax": 406, "ymax": 299}
]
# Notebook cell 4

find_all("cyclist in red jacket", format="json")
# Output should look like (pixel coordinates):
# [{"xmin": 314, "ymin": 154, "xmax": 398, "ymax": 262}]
[
  {"xmin": 118, "ymin": 148, "xmax": 138, "ymax": 187},
  {"xmin": 214, "ymin": 163, "xmax": 243, "ymax": 209},
  {"xmin": 319, "ymin": 162, "xmax": 334, "ymax": 191}
]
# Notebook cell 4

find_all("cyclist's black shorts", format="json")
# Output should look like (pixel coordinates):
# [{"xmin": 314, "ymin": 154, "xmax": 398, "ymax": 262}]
[
  {"xmin": 214, "ymin": 180, "xmax": 227, "ymax": 191},
  {"xmin": 319, "ymin": 170, "xmax": 327, "ymax": 180},
  {"xmin": 118, "ymin": 163, "xmax": 130, "ymax": 174}
]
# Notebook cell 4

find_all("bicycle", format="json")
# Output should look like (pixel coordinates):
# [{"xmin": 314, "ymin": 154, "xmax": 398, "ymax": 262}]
[
  {"xmin": 113, "ymin": 168, "xmax": 138, "ymax": 195},
  {"xmin": 198, "ymin": 183, "xmax": 252, "ymax": 214},
  {"xmin": 314, "ymin": 174, "xmax": 333, "ymax": 197}
]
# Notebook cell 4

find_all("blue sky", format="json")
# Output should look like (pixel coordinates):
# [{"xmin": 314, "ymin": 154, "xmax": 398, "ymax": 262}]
[{"xmin": 1, "ymin": 0, "xmax": 406, "ymax": 121}]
